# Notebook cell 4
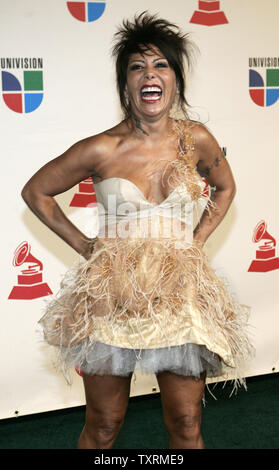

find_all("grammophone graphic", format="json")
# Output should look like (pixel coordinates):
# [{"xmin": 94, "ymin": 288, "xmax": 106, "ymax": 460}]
[
  {"xmin": 70, "ymin": 177, "xmax": 97, "ymax": 207},
  {"xmin": 190, "ymin": 1, "xmax": 228, "ymax": 26},
  {"xmin": 248, "ymin": 221, "xmax": 279, "ymax": 273},
  {"xmin": 67, "ymin": 1, "xmax": 106, "ymax": 22},
  {"xmin": 8, "ymin": 241, "xmax": 52, "ymax": 299}
]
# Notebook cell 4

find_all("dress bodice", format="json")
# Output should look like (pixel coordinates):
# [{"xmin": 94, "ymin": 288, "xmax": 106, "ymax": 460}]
[
  {"xmin": 94, "ymin": 176, "xmax": 192, "ymax": 208},
  {"xmin": 94, "ymin": 176, "xmax": 207, "ymax": 241}
]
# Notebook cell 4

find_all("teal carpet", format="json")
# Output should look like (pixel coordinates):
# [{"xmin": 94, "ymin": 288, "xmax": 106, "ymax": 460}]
[{"xmin": 1, "ymin": 373, "xmax": 278, "ymax": 449}]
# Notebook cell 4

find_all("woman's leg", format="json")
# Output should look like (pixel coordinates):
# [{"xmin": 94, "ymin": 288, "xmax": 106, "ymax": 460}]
[
  {"xmin": 156, "ymin": 370, "xmax": 206, "ymax": 449},
  {"xmin": 77, "ymin": 371, "xmax": 133, "ymax": 449}
]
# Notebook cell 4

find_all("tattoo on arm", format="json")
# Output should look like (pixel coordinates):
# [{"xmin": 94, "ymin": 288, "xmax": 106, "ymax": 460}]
[
  {"xmin": 203, "ymin": 149, "xmax": 226, "ymax": 176},
  {"xmin": 133, "ymin": 114, "xmax": 149, "ymax": 136}
]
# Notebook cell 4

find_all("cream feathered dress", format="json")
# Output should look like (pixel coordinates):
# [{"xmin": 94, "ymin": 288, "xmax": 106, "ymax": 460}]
[{"xmin": 39, "ymin": 119, "xmax": 254, "ymax": 390}]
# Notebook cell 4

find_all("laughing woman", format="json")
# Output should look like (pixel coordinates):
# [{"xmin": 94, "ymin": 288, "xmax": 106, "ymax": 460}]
[{"xmin": 21, "ymin": 12, "xmax": 253, "ymax": 449}]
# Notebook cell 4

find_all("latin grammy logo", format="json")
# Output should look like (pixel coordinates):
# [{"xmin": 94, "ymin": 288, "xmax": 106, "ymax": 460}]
[
  {"xmin": 70, "ymin": 177, "xmax": 97, "ymax": 207},
  {"xmin": 190, "ymin": 0, "xmax": 228, "ymax": 26},
  {"xmin": 201, "ymin": 178, "xmax": 209, "ymax": 197},
  {"xmin": 8, "ymin": 241, "xmax": 53, "ymax": 299},
  {"xmin": 248, "ymin": 221, "xmax": 279, "ymax": 272}
]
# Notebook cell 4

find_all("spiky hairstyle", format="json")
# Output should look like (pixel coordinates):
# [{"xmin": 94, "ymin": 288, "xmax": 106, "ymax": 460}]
[{"xmin": 112, "ymin": 11, "xmax": 196, "ymax": 118}]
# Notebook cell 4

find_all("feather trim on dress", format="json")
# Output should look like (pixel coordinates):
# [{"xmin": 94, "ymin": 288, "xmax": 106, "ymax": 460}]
[{"xmin": 38, "ymin": 119, "xmax": 254, "ymax": 390}]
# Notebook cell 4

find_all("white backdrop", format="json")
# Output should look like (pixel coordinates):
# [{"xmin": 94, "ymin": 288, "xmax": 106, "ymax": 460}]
[{"xmin": 1, "ymin": 0, "xmax": 279, "ymax": 419}]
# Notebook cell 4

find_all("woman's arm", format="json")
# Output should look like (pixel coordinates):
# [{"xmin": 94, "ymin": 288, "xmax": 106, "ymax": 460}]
[
  {"xmin": 21, "ymin": 135, "xmax": 105, "ymax": 260},
  {"xmin": 193, "ymin": 124, "xmax": 236, "ymax": 245}
]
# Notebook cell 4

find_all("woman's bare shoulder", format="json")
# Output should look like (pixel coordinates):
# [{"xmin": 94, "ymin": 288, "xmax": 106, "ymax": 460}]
[
  {"xmin": 82, "ymin": 121, "xmax": 129, "ymax": 157},
  {"xmin": 185, "ymin": 120, "xmax": 222, "ymax": 160},
  {"xmin": 185, "ymin": 119, "xmax": 213, "ymax": 143},
  {"xmin": 81, "ymin": 123, "xmax": 122, "ymax": 153}
]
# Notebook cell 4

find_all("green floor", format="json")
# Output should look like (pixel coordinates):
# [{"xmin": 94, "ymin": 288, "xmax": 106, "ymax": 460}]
[{"xmin": 1, "ymin": 373, "xmax": 278, "ymax": 449}]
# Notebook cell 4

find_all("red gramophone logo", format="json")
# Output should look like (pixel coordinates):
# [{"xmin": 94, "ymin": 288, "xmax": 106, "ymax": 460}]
[
  {"xmin": 190, "ymin": 0, "xmax": 228, "ymax": 26},
  {"xmin": 201, "ymin": 178, "xmax": 210, "ymax": 197},
  {"xmin": 248, "ymin": 221, "xmax": 279, "ymax": 272},
  {"xmin": 70, "ymin": 177, "xmax": 97, "ymax": 207},
  {"xmin": 8, "ymin": 241, "xmax": 53, "ymax": 299}
]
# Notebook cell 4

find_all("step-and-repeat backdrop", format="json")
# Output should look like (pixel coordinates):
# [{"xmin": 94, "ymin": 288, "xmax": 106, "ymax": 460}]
[{"xmin": 1, "ymin": 0, "xmax": 279, "ymax": 419}]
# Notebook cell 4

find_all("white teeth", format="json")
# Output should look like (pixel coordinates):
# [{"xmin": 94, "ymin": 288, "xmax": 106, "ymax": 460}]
[
  {"xmin": 141, "ymin": 86, "xmax": 162, "ymax": 93},
  {"xmin": 142, "ymin": 95, "xmax": 161, "ymax": 101},
  {"xmin": 140, "ymin": 86, "xmax": 162, "ymax": 102}
]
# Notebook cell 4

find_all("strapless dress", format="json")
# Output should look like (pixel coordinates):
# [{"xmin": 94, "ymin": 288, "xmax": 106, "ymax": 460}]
[{"xmin": 38, "ymin": 123, "xmax": 254, "ymax": 391}]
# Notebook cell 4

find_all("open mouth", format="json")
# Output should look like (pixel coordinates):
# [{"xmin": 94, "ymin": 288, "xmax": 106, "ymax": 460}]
[{"xmin": 140, "ymin": 86, "xmax": 162, "ymax": 102}]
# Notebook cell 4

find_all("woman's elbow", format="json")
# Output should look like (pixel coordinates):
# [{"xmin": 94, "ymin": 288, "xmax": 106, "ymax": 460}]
[
  {"xmin": 21, "ymin": 184, "xmax": 32, "ymax": 202},
  {"xmin": 21, "ymin": 183, "xmax": 40, "ymax": 206},
  {"xmin": 225, "ymin": 180, "xmax": 237, "ymax": 199},
  {"xmin": 230, "ymin": 182, "xmax": 237, "ymax": 199},
  {"xmin": 215, "ymin": 183, "xmax": 236, "ymax": 202}
]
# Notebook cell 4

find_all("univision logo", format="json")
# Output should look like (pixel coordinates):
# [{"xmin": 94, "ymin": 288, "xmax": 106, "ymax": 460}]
[
  {"xmin": 1, "ymin": 57, "xmax": 43, "ymax": 113},
  {"xmin": 67, "ymin": 1, "xmax": 106, "ymax": 22},
  {"xmin": 249, "ymin": 57, "xmax": 279, "ymax": 107}
]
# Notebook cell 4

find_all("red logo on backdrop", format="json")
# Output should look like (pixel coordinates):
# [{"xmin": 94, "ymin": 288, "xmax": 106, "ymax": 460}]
[
  {"xmin": 190, "ymin": 0, "xmax": 228, "ymax": 26},
  {"xmin": 70, "ymin": 177, "xmax": 97, "ymax": 207},
  {"xmin": 248, "ymin": 221, "xmax": 279, "ymax": 272},
  {"xmin": 75, "ymin": 367, "xmax": 83, "ymax": 377},
  {"xmin": 201, "ymin": 178, "xmax": 210, "ymax": 197},
  {"xmin": 8, "ymin": 241, "xmax": 53, "ymax": 299},
  {"xmin": 67, "ymin": 2, "xmax": 106, "ymax": 23}
]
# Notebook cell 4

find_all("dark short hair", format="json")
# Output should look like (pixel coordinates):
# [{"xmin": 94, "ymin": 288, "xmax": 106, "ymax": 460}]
[{"xmin": 112, "ymin": 11, "xmax": 196, "ymax": 119}]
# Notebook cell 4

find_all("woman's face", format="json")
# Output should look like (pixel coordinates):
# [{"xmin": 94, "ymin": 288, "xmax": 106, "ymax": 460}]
[{"xmin": 126, "ymin": 46, "xmax": 177, "ymax": 121}]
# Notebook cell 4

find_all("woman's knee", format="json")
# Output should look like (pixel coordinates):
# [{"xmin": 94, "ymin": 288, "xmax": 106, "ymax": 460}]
[
  {"xmin": 85, "ymin": 413, "xmax": 125, "ymax": 445},
  {"xmin": 95, "ymin": 415, "xmax": 124, "ymax": 438},
  {"xmin": 165, "ymin": 406, "xmax": 202, "ymax": 441}
]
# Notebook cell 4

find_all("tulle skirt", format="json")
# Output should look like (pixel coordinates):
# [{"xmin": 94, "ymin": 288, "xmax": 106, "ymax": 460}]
[
  {"xmin": 62, "ymin": 340, "xmax": 223, "ymax": 379},
  {"xmin": 39, "ymin": 233, "xmax": 254, "ymax": 390}
]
